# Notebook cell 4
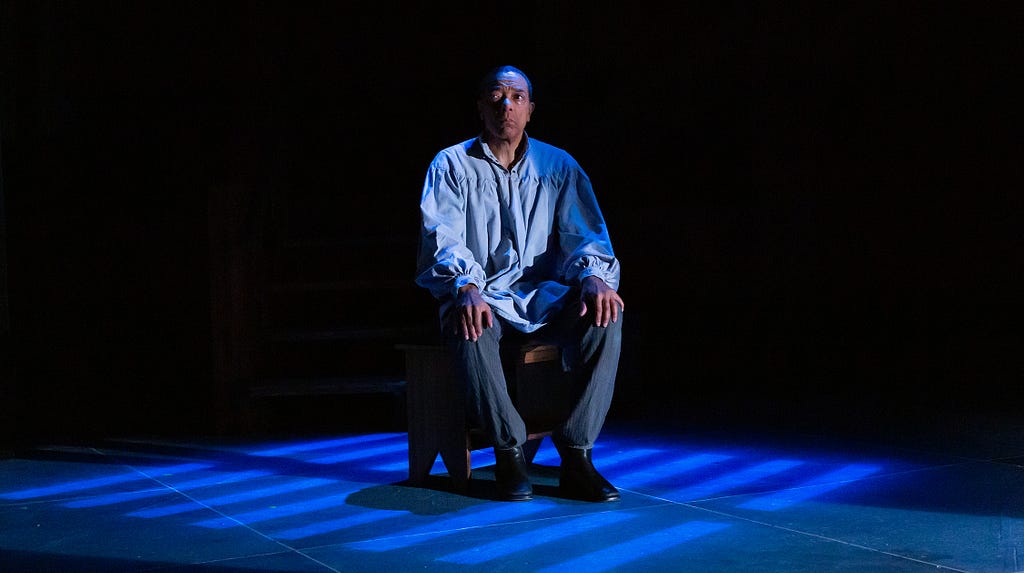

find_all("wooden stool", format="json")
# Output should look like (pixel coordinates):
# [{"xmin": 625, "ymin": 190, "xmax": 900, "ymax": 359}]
[{"xmin": 399, "ymin": 342, "xmax": 565, "ymax": 491}]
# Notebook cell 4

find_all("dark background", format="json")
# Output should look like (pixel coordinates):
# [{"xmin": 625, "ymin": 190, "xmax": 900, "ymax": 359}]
[{"xmin": 2, "ymin": 2, "xmax": 1020, "ymax": 445}]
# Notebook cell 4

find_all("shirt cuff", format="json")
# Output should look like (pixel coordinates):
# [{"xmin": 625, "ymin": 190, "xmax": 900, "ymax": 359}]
[{"xmin": 452, "ymin": 275, "xmax": 482, "ymax": 298}]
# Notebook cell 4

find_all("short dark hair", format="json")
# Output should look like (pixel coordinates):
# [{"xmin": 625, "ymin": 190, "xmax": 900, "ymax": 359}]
[{"xmin": 478, "ymin": 65, "xmax": 533, "ymax": 101}]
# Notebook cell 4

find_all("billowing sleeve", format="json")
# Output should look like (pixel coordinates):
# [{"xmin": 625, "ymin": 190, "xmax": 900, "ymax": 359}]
[
  {"xmin": 557, "ymin": 165, "xmax": 621, "ymax": 290},
  {"xmin": 415, "ymin": 155, "xmax": 487, "ymax": 300}
]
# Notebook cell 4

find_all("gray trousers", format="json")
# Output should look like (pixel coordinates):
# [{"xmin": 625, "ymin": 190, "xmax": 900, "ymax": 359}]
[{"xmin": 443, "ymin": 303, "xmax": 622, "ymax": 451}]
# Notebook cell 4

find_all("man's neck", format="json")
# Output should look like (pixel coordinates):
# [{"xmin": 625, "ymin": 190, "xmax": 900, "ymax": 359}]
[{"xmin": 483, "ymin": 134, "xmax": 526, "ymax": 169}]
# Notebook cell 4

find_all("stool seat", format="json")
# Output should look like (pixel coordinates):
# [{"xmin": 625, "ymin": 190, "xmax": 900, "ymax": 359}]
[{"xmin": 398, "ymin": 342, "xmax": 565, "ymax": 491}]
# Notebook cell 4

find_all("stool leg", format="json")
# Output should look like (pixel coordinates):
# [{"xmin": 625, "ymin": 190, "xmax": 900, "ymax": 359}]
[
  {"xmin": 405, "ymin": 348, "xmax": 447, "ymax": 486},
  {"xmin": 404, "ymin": 346, "xmax": 472, "ymax": 491},
  {"xmin": 407, "ymin": 441, "xmax": 439, "ymax": 486},
  {"xmin": 406, "ymin": 373, "xmax": 440, "ymax": 486}
]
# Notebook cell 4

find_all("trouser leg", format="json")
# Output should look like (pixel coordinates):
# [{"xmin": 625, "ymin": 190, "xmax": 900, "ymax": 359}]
[
  {"xmin": 445, "ymin": 318, "xmax": 527, "ymax": 449},
  {"xmin": 548, "ymin": 310, "xmax": 623, "ymax": 450}
]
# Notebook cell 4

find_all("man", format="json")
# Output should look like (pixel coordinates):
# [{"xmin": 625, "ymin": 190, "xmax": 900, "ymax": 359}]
[{"xmin": 415, "ymin": 65, "xmax": 624, "ymax": 502}]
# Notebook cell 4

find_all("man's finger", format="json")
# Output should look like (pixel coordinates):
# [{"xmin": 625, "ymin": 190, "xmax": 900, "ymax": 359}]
[{"xmin": 608, "ymin": 299, "xmax": 619, "ymax": 324}]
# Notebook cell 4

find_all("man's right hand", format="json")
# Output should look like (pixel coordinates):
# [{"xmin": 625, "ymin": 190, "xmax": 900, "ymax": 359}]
[{"xmin": 454, "ymin": 284, "xmax": 493, "ymax": 341}]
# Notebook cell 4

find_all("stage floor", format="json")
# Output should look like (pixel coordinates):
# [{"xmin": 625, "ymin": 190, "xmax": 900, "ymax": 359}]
[{"xmin": 2, "ymin": 415, "xmax": 1024, "ymax": 572}]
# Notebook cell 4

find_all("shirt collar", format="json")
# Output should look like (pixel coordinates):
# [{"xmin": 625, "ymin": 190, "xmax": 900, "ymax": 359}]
[{"xmin": 475, "ymin": 132, "xmax": 531, "ymax": 170}]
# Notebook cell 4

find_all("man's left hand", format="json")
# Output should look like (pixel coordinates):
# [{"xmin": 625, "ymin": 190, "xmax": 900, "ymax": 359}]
[{"xmin": 578, "ymin": 276, "xmax": 624, "ymax": 327}]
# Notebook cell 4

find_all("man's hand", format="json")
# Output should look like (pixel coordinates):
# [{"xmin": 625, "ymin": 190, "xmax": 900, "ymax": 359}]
[
  {"xmin": 579, "ymin": 276, "xmax": 624, "ymax": 328},
  {"xmin": 454, "ymin": 285, "xmax": 493, "ymax": 341}
]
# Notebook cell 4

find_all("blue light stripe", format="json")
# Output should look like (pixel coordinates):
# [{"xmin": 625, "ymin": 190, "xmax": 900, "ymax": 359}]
[
  {"xmin": 525, "ymin": 444, "xmax": 559, "ymax": 464},
  {"xmin": 250, "ymin": 433, "xmax": 402, "ymax": 457},
  {"xmin": 0, "ymin": 463, "xmax": 211, "ymax": 500},
  {"xmin": 270, "ymin": 508, "xmax": 401, "ymax": 540},
  {"xmin": 65, "ymin": 469, "xmax": 273, "ymax": 508},
  {"xmin": 531, "ymin": 446, "xmax": 657, "ymax": 468},
  {"xmin": 128, "ymin": 477, "xmax": 335, "ymax": 518},
  {"xmin": 533, "ymin": 520, "xmax": 730, "ymax": 573},
  {"xmin": 738, "ymin": 463, "xmax": 881, "ymax": 511},
  {"xmin": 528, "ymin": 442, "xmax": 605, "ymax": 465},
  {"xmin": 439, "ymin": 511, "xmax": 638, "ymax": 565},
  {"xmin": 308, "ymin": 442, "xmax": 408, "ymax": 464},
  {"xmin": 348, "ymin": 501, "xmax": 554, "ymax": 551},
  {"xmin": 588, "ymin": 448, "xmax": 663, "ymax": 470},
  {"xmin": 192, "ymin": 489, "xmax": 358, "ymax": 528},
  {"xmin": 370, "ymin": 449, "xmax": 496, "ymax": 473},
  {"xmin": 613, "ymin": 453, "xmax": 732, "ymax": 488},
  {"xmin": 374, "ymin": 457, "xmax": 441, "ymax": 472},
  {"xmin": 467, "ymin": 450, "xmax": 496, "ymax": 470},
  {"xmin": 664, "ymin": 459, "xmax": 804, "ymax": 501}
]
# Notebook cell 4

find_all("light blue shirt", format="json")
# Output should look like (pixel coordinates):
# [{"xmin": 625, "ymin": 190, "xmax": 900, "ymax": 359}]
[{"xmin": 416, "ymin": 134, "xmax": 621, "ymax": 333}]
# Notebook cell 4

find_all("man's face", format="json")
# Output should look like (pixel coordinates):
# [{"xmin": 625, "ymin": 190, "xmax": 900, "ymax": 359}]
[{"xmin": 477, "ymin": 71, "xmax": 534, "ymax": 143}]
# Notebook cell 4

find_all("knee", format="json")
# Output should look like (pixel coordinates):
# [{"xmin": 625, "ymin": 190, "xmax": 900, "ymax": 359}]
[
  {"xmin": 577, "ymin": 313, "xmax": 622, "ymax": 356},
  {"xmin": 595, "ymin": 313, "xmax": 623, "ymax": 342},
  {"xmin": 448, "ymin": 328, "xmax": 501, "ymax": 363},
  {"xmin": 608, "ymin": 313, "xmax": 624, "ymax": 335}
]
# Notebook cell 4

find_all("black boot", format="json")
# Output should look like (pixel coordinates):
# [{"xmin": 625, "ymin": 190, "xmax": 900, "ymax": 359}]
[
  {"xmin": 494, "ymin": 446, "xmax": 533, "ymax": 501},
  {"xmin": 558, "ymin": 447, "xmax": 620, "ymax": 502}
]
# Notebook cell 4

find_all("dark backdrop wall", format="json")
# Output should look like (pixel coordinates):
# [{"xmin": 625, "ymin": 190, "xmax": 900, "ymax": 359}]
[{"xmin": 2, "ymin": 2, "xmax": 1020, "ymax": 444}]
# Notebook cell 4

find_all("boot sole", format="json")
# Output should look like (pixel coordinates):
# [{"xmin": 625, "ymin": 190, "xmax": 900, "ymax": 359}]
[{"xmin": 558, "ymin": 486, "xmax": 620, "ymax": 502}]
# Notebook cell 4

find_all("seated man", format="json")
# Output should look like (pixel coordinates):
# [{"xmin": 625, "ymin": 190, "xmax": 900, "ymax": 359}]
[{"xmin": 415, "ymin": 65, "xmax": 624, "ymax": 502}]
